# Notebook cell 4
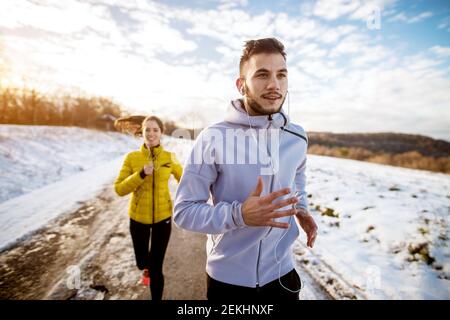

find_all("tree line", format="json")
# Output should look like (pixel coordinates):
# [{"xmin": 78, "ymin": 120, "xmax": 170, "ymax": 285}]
[
  {"xmin": 0, "ymin": 86, "xmax": 196, "ymax": 135},
  {"xmin": 0, "ymin": 86, "xmax": 123, "ymax": 131}
]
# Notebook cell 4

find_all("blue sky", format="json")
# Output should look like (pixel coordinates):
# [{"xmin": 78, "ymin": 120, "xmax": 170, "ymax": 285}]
[{"xmin": 0, "ymin": 0, "xmax": 449, "ymax": 140}]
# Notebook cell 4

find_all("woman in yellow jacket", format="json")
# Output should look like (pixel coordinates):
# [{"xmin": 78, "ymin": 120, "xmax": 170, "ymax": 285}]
[{"xmin": 114, "ymin": 115, "xmax": 182, "ymax": 300}]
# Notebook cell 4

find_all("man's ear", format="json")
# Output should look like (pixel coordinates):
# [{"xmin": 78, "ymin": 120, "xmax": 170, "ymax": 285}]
[{"xmin": 236, "ymin": 78, "xmax": 244, "ymax": 95}]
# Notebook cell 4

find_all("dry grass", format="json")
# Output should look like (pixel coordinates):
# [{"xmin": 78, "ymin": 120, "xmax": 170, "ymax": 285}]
[{"xmin": 308, "ymin": 145, "xmax": 450, "ymax": 173}]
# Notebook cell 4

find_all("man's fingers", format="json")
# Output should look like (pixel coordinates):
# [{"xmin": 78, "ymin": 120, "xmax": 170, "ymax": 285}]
[
  {"xmin": 261, "ymin": 188, "xmax": 291, "ymax": 204},
  {"xmin": 267, "ymin": 208, "xmax": 297, "ymax": 219},
  {"xmin": 268, "ymin": 197, "xmax": 298, "ymax": 211}
]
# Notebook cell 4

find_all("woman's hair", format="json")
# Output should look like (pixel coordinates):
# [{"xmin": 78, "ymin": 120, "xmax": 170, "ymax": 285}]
[
  {"xmin": 141, "ymin": 115, "xmax": 164, "ymax": 135},
  {"xmin": 114, "ymin": 115, "xmax": 164, "ymax": 137}
]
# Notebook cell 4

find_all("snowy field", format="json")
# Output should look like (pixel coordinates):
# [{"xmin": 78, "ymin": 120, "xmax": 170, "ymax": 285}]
[
  {"xmin": 0, "ymin": 125, "xmax": 448, "ymax": 299},
  {"xmin": 0, "ymin": 125, "xmax": 140, "ymax": 203},
  {"xmin": 294, "ymin": 155, "xmax": 450, "ymax": 300}
]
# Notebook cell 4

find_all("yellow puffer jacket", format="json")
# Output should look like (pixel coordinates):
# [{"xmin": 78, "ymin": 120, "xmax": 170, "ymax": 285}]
[{"xmin": 114, "ymin": 144, "xmax": 183, "ymax": 224}]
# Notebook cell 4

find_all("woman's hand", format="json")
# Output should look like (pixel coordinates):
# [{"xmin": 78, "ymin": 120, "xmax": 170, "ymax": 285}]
[{"xmin": 143, "ymin": 163, "xmax": 154, "ymax": 175}]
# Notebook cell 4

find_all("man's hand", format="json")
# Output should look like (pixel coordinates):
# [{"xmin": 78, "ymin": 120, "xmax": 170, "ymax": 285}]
[
  {"xmin": 242, "ymin": 177, "xmax": 298, "ymax": 228},
  {"xmin": 296, "ymin": 208, "xmax": 318, "ymax": 248}
]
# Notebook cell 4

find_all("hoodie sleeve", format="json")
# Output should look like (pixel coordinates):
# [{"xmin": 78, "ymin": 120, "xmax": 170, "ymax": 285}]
[
  {"xmin": 294, "ymin": 156, "xmax": 308, "ymax": 211},
  {"xmin": 292, "ymin": 126, "xmax": 308, "ymax": 211},
  {"xmin": 173, "ymin": 130, "xmax": 246, "ymax": 234}
]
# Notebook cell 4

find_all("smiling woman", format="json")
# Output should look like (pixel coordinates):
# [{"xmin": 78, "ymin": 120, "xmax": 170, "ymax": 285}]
[{"xmin": 113, "ymin": 114, "xmax": 183, "ymax": 300}]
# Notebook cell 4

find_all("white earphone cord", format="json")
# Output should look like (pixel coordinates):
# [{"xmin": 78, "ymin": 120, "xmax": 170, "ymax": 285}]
[{"xmin": 244, "ymin": 90, "xmax": 303, "ymax": 294}]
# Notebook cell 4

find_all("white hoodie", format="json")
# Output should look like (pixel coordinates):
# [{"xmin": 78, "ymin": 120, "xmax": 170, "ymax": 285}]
[{"xmin": 174, "ymin": 99, "xmax": 308, "ymax": 287}]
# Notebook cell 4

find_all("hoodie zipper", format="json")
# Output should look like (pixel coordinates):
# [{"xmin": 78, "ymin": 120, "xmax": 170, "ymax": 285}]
[
  {"xmin": 256, "ymin": 240, "xmax": 262, "ymax": 291},
  {"xmin": 266, "ymin": 119, "xmax": 275, "ymax": 236},
  {"xmin": 255, "ymin": 117, "xmax": 275, "ymax": 289}
]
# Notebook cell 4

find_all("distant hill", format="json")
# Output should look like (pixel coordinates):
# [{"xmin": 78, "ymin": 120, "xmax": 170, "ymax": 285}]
[
  {"xmin": 308, "ymin": 132, "xmax": 450, "ymax": 157},
  {"xmin": 307, "ymin": 132, "xmax": 450, "ymax": 173}
]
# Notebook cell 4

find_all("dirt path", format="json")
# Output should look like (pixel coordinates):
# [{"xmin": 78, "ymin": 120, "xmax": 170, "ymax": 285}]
[
  {"xmin": 0, "ymin": 182, "xmax": 331, "ymax": 300},
  {"xmin": 0, "ymin": 185, "xmax": 207, "ymax": 300}
]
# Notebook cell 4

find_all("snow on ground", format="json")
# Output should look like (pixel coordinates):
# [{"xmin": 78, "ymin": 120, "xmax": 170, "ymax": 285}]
[
  {"xmin": 0, "ymin": 125, "xmax": 193, "ymax": 251},
  {"xmin": 0, "ymin": 125, "xmax": 139, "ymax": 203},
  {"xmin": 0, "ymin": 124, "xmax": 142, "ymax": 251},
  {"xmin": 1, "ymin": 125, "xmax": 449, "ymax": 299},
  {"xmin": 295, "ymin": 155, "xmax": 450, "ymax": 300},
  {"xmin": 0, "ymin": 157, "xmax": 121, "ymax": 251}
]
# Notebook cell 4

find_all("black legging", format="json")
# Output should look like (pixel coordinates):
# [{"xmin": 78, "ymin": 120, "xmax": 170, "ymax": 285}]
[
  {"xmin": 129, "ymin": 217, "xmax": 171, "ymax": 300},
  {"xmin": 207, "ymin": 269, "xmax": 301, "ymax": 301}
]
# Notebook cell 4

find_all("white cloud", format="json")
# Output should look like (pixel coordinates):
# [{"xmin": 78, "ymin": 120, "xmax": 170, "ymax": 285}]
[
  {"xmin": 289, "ymin": 61, "xmax": 450, "ymax": 139},
  {"xmin": 170, "ymin": 8, "xmax": 276, "ymax": 49},
  {"xmin": 0, "ymin": 0, "xmax": 114, "ymax": 34},
  {"xmin": 296, "ymin": 43, "xmax": 328, "ymax": 58},
  {"xmin": 297, "ymin": 59, "xmax": 344, "ymax": 81},
  {"xmin": 350, "ymin": 45, "xmax": 392, "ymax": 68},
  {"xmin": 437, "ymin": 17, "xmax": 450, "ymax": 31},
  {"xmin": 409, "ymin": 11, "xmax": 433, "ymax": 23},
  {"xmin": 405, "ymin": 54, "xmax": 444, "ymax": 73},
  {"xmin": 0, "ymin": 0, "xmax": 201, "ymax": 118},
  {"xmin": 389, "ymin": 11, "xmax": 433, "ymax": 24},
  {"xmin": 349, "ymin": 0, "xmax": 397, "ymax": 21},
  {"xmin": 329, "ymin": 33, "xmax": 370, "ymax": 57},
  {"xmin": 319, "ymin": 25, "xmax": 358, "ymax": 44},
  {"xmin": 127, "ymin": 17, "xmax": 197, "ymax": 55},
  {"xmin": 299, "ymin": 1, "xmax": 315, "ymax": 17},
  {"xmin": 218, "ymin": 0, "xmax": 248, "ymax": 11},
  {"xmin": 313, "ymin": 0, "xmax": 360, "ymax": 21},
  {"xmin": 275, "ymin": 14, "xmax": 328, "ymax": 41},
  {"xmin": 430, "ymin": 46, "xmax": 450, "ymax": 57}
]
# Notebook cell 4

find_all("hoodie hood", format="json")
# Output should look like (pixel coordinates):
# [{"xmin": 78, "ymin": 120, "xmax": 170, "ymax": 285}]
[{"xmin": 225, "ymin": 99, "xmax": 289, "ymax": 129}]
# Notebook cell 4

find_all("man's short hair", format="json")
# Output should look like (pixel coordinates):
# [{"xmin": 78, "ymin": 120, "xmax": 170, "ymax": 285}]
[{"xmin": 239, "ymin": 38, "xmax": 286, "ymax": 76}]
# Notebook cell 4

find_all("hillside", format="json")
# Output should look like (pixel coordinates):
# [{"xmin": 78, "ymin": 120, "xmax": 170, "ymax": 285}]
[{"xmin": 308, "ymin": 132, "xmax": 450, "ymax": 173}]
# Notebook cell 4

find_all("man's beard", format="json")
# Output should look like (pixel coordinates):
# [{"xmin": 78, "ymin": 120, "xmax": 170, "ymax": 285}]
[{"xmin": 244, "ymin": 83, "xmax": 286, "ymax": 116}]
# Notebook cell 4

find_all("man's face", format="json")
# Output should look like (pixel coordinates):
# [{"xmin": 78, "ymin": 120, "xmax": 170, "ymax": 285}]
[{"xmin": 240, "ymin": 53, "xmax": 288, "ymax": 116}]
